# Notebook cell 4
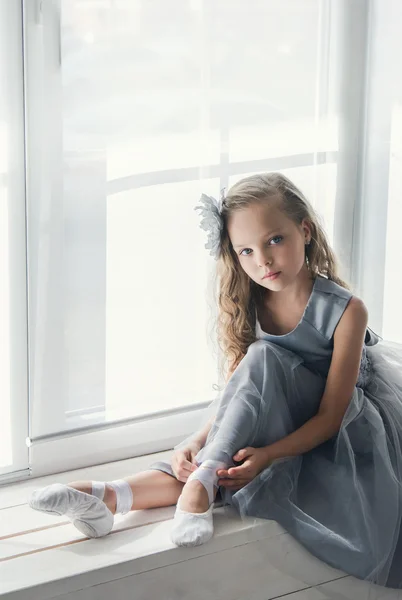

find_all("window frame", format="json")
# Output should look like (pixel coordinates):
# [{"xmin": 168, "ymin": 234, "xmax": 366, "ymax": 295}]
[{"xmin": 0, "ymin": 0, "xmax": 30, "ymax": 483}]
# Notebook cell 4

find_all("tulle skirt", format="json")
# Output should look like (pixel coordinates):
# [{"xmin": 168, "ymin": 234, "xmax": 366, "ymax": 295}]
[{"xmin": 149, "ymin": 339, "xmax": 402, "ymax": 589}]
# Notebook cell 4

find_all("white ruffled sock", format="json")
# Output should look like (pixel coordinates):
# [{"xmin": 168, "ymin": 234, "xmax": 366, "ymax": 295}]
[
  {"xmin": 28, "ymin": 479, "xmax": 133, "ymax": 538},
  {"xmin": 170, "ymin": 459, "xmax": 227, "ymax": 547}
]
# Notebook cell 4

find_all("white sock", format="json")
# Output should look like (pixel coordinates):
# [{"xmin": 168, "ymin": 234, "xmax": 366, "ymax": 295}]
[
  {"xmin": 170, "ymin": 459, "xmax": 227, "ymax": 547},
  {"xmin": 29, "ymin": 483, "xmax": 114, "ymax": 538}
]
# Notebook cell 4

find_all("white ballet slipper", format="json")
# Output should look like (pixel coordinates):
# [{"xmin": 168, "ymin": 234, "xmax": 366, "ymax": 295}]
[
  {"xmin": 170, "ymin": 494, "xmax": 215, "ymax": 547},
  {"xmin": 170, "ymin": 459, "xmax": 227, "ymax": 547},
  {"xmin": 29, "ymin": 483, "xmax": 114, "ymax": 538}
]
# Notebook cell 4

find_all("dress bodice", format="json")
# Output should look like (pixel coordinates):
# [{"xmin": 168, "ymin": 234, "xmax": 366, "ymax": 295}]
[{"xmin": 255, "ymin": 275, "xmax": 379, "ymax": 380}]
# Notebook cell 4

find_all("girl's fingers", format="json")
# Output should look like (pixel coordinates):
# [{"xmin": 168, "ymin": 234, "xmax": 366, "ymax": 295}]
[
  {"xmin": 181, "ymin": 461, "xmax": 194, "ymax": 471},
  {"xmin": 176, "ymin": 461, "xmax": 197, "ymax": 480},
  {"xmin": 175, "ymin": 458, "xmax": 192, "ymax": 471}
]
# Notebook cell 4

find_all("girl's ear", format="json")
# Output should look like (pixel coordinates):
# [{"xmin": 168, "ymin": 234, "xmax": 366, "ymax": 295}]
[{"xmin": 301, "ymin": 218, "xmax": 312, "ymax": 243}]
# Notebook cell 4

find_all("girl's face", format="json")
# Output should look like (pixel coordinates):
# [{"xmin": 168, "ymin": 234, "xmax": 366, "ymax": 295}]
[{"xmin": 227, "ymin": 199, "xmax": 311, "ymax": 292}]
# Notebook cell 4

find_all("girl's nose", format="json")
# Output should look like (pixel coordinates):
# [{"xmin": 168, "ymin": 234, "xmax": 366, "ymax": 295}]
[{"xmin": 257, "ymin": 253, "xmax": 273, "ymax": 267}]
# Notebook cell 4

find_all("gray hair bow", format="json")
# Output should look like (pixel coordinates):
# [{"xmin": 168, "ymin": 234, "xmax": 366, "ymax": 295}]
[{"xmin": 194, "ymin": 188, "xmax": 226, "ymax": 259}]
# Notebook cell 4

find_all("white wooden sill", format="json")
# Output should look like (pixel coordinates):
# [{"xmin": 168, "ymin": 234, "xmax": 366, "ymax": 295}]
[{"xmin": 0, "ymin": 450, "xmax": 398, "ymax": 600}]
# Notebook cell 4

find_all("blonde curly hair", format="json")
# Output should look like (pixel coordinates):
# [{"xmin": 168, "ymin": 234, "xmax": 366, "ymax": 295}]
[{"xmin": 214, "ymin": 172, "xmax": 349, "ymax": 379}]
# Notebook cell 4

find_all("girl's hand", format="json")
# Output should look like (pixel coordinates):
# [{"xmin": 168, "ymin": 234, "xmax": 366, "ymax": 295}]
[
  {"xmin": 217, "ymin": 446, "xmax": 270, "ymax": 491},
  {"xmin": 171, "ymin": 442, "xmax": 202, "ymax": 483}
]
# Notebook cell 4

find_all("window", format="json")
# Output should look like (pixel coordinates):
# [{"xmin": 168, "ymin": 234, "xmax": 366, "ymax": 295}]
[{"xmin": 3, "ymin": 0, "xmax": 385, "ymax": 479}]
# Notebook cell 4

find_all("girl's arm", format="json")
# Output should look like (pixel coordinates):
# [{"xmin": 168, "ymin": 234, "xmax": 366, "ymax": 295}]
[{"xmin": 261, "ymin": 296, "xmax": 368, "ymax": 463}]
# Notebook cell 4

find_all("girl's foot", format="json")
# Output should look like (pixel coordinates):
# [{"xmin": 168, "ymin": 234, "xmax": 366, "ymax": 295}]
[
  {"xmin": 29, "ymin": 482, "xmax": 114, "ymax": 538},
  {"xmin": 170, "ymin": 460, "xmax": 227, "ymax": 548}
]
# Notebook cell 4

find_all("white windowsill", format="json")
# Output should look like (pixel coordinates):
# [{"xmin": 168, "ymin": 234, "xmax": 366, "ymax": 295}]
[{"xmin": 0, "ymin": 450, "xmax": 396, "ymax": 600}]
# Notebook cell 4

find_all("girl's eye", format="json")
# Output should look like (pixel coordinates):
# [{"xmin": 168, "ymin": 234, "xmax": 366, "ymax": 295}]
[{"xmin": 239, "ymin": 236, "xmax": 283, "ymax": 256}]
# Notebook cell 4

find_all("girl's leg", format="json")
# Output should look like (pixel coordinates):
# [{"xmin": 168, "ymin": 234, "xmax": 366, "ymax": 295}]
[
  {"xmin": 68, "ymin": 470, "xmax": 184, "ymax": 514},
  {"xmin": 29, "ymin": 469, "xmax": 185, "ymax": 538},
  {"xmin": 171, "ymin": 341, "xmax": 278, "ymax": 546},
  {"xmin": 179, "ymin": 341, "xmax": 273, "ymax": 514}
]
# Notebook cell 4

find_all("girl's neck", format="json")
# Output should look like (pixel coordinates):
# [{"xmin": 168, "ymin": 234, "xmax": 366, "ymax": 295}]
[{"xmin": 263, "ymin": 268, "xmax": 315, "ymax": 309}]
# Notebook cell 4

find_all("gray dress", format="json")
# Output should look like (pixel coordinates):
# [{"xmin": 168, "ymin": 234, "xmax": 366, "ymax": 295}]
[{"xmin": 148, "ymin": 275, "xmax": 402, "ymax": 588}]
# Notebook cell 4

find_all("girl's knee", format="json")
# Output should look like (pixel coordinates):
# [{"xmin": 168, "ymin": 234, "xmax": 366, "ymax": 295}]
[
  {"xmin": 246, "ymin": 340, "xmax": 300, "ymax": 371},
  {"xmin": 246, "ymin": 339, "xmax": 278, "ymax": 361}
]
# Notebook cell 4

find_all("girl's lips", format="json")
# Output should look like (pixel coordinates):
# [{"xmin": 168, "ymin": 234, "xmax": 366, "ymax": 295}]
[{"xmin": 262, "ymin": 271, "xmax": 281, "ymax": 280}]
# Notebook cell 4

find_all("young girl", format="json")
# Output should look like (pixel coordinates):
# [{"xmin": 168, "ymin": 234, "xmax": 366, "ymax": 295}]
[{"xmin": 30, "ymin": 173, "xmax": 402, "ymax": 589}]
